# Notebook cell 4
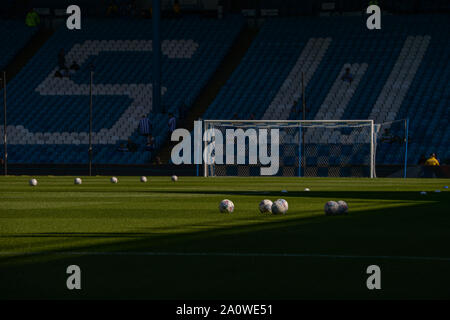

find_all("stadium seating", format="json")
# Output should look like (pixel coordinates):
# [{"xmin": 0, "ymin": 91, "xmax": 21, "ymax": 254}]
[
  {"xmin": 0, "ymin": 20, "xmax": 37, "ymax": 70},
  {"xmin": 203, "ymin": 15, "xmax": 450, "ymax": 166},
  {"xmin": 1, "ymin": 16, "xmax": 244, "ymax": 164},
  {"xmin": 2, "ymin": 14, "xmax": 448, "ymax": 168}
]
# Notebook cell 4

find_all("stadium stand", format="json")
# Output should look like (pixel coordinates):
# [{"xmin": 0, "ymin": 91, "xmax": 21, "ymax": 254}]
[
  {"xmin": 203, "ymin": 15, "xmax": 450, "ymax": 167},
  {"xmin": 1, "ymin": 16, "xmax": 244, "ymax": 164},
  {"xmin": 0, "ymin": 20, "xmax": 37, "ymax": 70}
]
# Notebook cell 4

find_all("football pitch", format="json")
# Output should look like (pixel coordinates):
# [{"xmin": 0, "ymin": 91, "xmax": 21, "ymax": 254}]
[{"xmin": 0, "ymin": 176, "xmax": 449, "ymax": 299}]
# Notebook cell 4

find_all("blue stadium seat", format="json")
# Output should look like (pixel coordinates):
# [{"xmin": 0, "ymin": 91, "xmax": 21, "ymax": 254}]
[
  {"xmin": 1, "ymin": 16, "xmax": 244, "ymax": 164},
  {"xmin": 202, "ymin": 14, "xmax": 449, "ymax": 165}
]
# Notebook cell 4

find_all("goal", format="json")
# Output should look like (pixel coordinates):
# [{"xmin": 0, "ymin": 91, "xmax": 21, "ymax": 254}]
[{"xmin": 203, "ymin": 120, "xmax": 375, "ymax": 178}]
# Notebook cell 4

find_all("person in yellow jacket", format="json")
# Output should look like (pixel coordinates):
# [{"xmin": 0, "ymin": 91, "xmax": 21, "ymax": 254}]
[
  {"xmin": 25, "ymin": 8, "xmax": 40, "ymax": 27},
  {"xmin": 424, "ymin": 153, "xmax": 440, "ymax": 166}
]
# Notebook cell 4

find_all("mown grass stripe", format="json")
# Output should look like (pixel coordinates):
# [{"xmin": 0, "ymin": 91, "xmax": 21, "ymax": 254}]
[{"xmin": 1, "ymin": 251, "xmax": 450, "ymax": 262}]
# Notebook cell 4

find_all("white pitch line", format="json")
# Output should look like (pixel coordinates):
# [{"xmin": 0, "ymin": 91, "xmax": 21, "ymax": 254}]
[{"xmin": 1, "ymin": 251, "xmax": 450, "ymax": 262}]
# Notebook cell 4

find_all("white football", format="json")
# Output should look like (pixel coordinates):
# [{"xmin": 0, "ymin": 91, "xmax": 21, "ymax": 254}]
[
  {"xmin": 272, "ymin": 199, "xmax": 288, "ymax": 215},
  {"xmin": 324, "ymin": 201, "xmax": 339, "ymax": 216},
  {"xmin": 304, "ymin": 188, "xmax": 310, "ymax": 192},
  {"xmin": 171, "ymin": 175, "xmax": 178, "ymax": 182},
  {"xmin": 219, "ymin": 199, "xmax": 234, "ymax": 213},
  {"xmin": 337, "ymin": 200, "xmax": 348, "ymax": 215},
  {"xmin": 110, "ymin": 177, "xmax": 118, "ymax": 184},
  {"xmin": 259, "ymin": 199, "xmax": 273, "ymax": 213},
  {"xmin": 140, "ymin": 176, "xmax": 147, "ymax": 183},
  {"xmin": 74, "ymin": 178, "xmax": 82, "ymax": 185},
  {"xmin": 29, "ymin": 178, "xmax": 38, "ymax": 186}
]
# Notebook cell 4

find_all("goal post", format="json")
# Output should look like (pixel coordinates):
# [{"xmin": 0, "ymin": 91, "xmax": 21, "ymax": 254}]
[
  {"xmin": 373, "ymin": 119, "xmax": 410, "ymax": 178},
  {"xmin": 203, "ymin": 119, "xmax": 375, "ymax": 178}
]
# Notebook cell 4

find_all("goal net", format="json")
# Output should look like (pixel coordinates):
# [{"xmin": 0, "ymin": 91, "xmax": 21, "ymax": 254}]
[
  {"xmin": 203, "ymin": 120, "xmax": 375, "ymax": 178},
  {"xmin": 374, "ymin": 119, "xmax": 409, "ymax": 178}
]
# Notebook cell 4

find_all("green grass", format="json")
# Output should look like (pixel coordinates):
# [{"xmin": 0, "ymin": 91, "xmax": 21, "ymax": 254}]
[{"xmin": 0, "ymin": 176, "xmax": 449, "ymax": 299}]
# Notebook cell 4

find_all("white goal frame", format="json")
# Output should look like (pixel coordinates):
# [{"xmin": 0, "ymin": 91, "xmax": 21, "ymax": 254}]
[{"xmin": 203, "ymin": 119, "xmax": 375, "ymax": 178}]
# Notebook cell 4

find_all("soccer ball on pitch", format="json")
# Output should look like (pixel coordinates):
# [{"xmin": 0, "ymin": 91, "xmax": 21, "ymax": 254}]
[
  {"xmin": 74, "ymin": 178, "xmax": 82, "ymax": 185},
  {"xmin": 171, "ymin": 175, "xmax": 178, "ymax": 182},
  {"xmin": 337, "ymin": 200, "xmax": 348, "ymax": 215},
  {"xmin": 29, "ymin": 178, "xmax": 38, "ymax": 186},
  {"xmin": 272, "ymin": 199, "xmax": 288, "ymax": 215},
  {"xmin": 304, "ymin": 188, "xmax": 310, "ymax": 192},
  {"xmin": 219, "ymin": 199, "xmax": 234, "ymax": 213},
  {"xmin": 324, "ymin": 201, "xmax": 339, "ymax": 216},
  {"xmin": 140, "ymin": 176, "xmax": 147, "ymax": 183},
  {"xmin": 259, "ymin": 199, "xmax": 273, "ymax": 214},
  {"xmin": 110, "ymin": 177, "xmax": 118, "ymax": 184}
]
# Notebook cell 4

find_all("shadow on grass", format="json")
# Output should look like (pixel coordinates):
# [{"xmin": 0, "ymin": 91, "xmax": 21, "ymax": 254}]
[
  {"xmin": 0, "ymin": 197, "xmax": 449, "ymax": 299},
  {"xmin": 1, "ymin": 198, "xmax": 448, "ymax": 261}
]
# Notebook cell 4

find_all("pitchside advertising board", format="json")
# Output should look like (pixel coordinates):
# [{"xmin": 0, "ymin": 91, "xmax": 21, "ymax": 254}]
[{"xmin": 63, "ymin": 5, "xmax": 382, "ymax": 31}]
